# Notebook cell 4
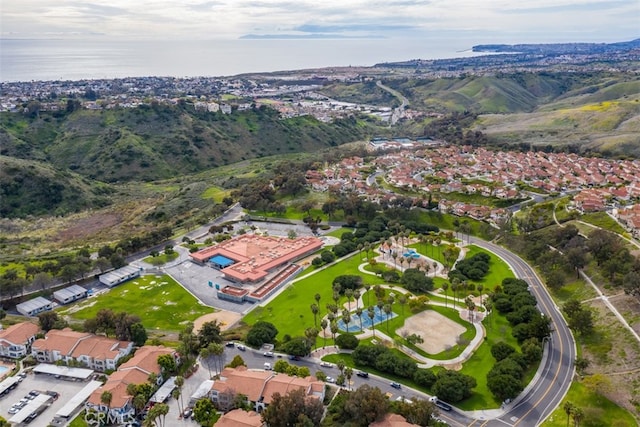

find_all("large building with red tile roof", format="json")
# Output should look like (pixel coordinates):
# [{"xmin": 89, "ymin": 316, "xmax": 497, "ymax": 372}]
[
  {"xmin": 0, "ymin": 322, "xmax": 39, "ymax": 359},
  {"xmin": 190, "ymin": 234, "xmax": 323, "ymax": 283},
  {"xmin": 210, "ymin": 366, "xmax": 325, "ymax": 412},
  {"xmin": 85, "ymin": 345, "xmax": 177, "ymax": 424},
  {"xmin": 31, "ymin": 329, "xmax": 133, "ymax": 372}
]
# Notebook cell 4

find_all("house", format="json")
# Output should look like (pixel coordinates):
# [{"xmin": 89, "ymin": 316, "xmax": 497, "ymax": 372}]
[
  {"xmin": 210, "ymin": 366, "xmax": 325, "ymax": 413},
  {"xmin": 216, "ymin": 409, "xmax": 264, "ymax": 427},
  {"xmin": 86, "ymin": 345, "xmax": 177, "ymax": 424},
  {"xmin": 370, "ymin": 413, "xmax": 417, "ymax": 427},
  {"xmin": 16, "ymin": 296, "xmax": 53, "ymax": 317},
  {"xmin": 0, "ymin": 322, "xmax": 39, "ymax": 359},
  {"xmin": 31, "ymin": 329, "xmax": 133, "ymax": 372},
  {"xmin": 53, "ymin": 284, "xmax": 88, "ymax": 305}
]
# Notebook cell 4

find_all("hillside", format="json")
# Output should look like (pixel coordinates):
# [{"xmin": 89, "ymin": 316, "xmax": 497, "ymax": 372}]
[
  {"xmin": 0, "ymin": 103, "xmax": 380, "ymax": 183},
  {"xmin": 474, "ymin": 78, "xmax": 640, "ymax": 155},
  {"xmin": 0, "ymin": 156, "xmax": 114, "ymax": 218}
]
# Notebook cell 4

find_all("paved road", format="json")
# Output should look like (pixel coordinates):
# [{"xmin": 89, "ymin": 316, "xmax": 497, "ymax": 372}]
[{"xmin": 469, "ymin": 238, "xmax": 576, "ymax": 427}]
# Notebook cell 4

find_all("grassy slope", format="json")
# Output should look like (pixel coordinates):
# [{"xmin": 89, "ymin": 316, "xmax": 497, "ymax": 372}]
[{"xmin": 0, "ymin": 105, "xmax": 381, "ymax": 183}]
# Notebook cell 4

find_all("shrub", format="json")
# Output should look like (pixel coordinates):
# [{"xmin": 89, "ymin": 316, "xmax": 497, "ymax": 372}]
[{"xmin": 335, "ymin": 333, "xmax": 359, "ymax": 350}]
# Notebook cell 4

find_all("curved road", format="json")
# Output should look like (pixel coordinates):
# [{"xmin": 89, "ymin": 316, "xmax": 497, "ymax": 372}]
[{"xmin": 469, "ymin": 237, "xmax": 576, "ymax": 427}]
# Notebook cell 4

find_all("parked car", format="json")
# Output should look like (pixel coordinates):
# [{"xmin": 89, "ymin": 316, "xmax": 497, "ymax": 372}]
[
  {"xmin": 263, "ymin": 351, "xmax": 274, "ymax": 357},
  {"xmin": 390, "ymin": 382, "xmax": 401, "ymax": 389},
  {"xmin": 320, "ymin": 362, "xmax": 333, "ymax": 368},
  {"xmin": 236, "ymin": 344, "xmax": 246, "ymax": 351},
  {"xmin": 356, "ymin": 371, "xmax": 369, "ymax": 378},
  {"xmin": 325, "ymin": 376, "xmax": 336, "ymax": 383},
  {"xmin": 225, "ymin": 342, "xmax": 235, "ymax": 347},
  {"xmin": 288, "ymin": 355, "xmax": 301, "ymax": 361},
  {"xmin": 264, "ymin": 362, "xmax": 272, "ymax": 371},
  {"xmin": 45, "ymin": 391, "xmax": 58, "ymax": 400},
  {"xmin": 182, "ymin": 408, "xmax": 193, "ymax": 419}
]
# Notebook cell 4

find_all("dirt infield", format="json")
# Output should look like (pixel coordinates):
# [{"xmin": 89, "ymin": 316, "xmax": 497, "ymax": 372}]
[
  {"xmin": 397, "ymin": 310, "xmax": 466, "ymax": 354},
  {"xmin": 193, "ymin": 310, "xmax": 242, "ymax": 332}
]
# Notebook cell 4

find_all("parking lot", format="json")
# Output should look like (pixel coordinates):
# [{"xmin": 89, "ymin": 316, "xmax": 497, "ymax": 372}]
[{"xmin": 0, "ymin": 371, "xmax": 89, "ymax": 427}]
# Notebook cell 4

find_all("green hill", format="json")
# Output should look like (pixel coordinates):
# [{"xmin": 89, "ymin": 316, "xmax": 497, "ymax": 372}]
[
  {"xmin": 0, "ymin": 156, "xmax": 114, "ymax": 218},
  {"xmin": 0, "ymin": 104, "xmax": 379, "ymax": 183}
]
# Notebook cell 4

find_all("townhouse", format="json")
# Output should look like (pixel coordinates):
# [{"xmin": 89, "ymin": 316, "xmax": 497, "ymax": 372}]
[
  {"xmin": 210, "ymin": 366, "xmax": 324, "ymax": 413},
  {"xmin": 0, "ymin": 322, "xmax": 39, "ymax": 359},
  {"xmin": 31, "ymin": 329, "xmax": 133, "ymax": 372},
  {"xmin": 86, "ymin": 345, "xmax": 178, "ymax": 424}
]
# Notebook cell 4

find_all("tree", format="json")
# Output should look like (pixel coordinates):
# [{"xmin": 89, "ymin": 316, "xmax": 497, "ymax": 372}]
[
  {"xmin": 491, "ymin": 342, "xmax": 516, "ymax": 361},
  {"xmin": 175, "ymin": 375, "xmax": 185, "ymax": 417},
  {"xmin": 198, "ymin": 320, "xmax": 222, "ymax": 348},
  {"xmin": 563, "ymin": 401, "xmax": 575, "ymax": 427},
  {"xmin": 310, "ymin": 304, "xmax": 319, "ymax": 328},
  {"xmin": 157, "ymin": 354, "xmax": 177, "ymax": 375},
  {"xmin": 282, "ymin": 336, "xmax": 312, "ymax": 357},
  {"xmin": 396, "ymin": 399, "xmax": 437, "ymax": 426},
  {"xmin": 433, "ymin": 371, "xmax": 477, "ymax": 403},
  {"xmin": 320, "ymin": 319, "xmax": 328, "ymax": 348},
  {"xmin": 401, "ymin": 268, "xmax": 434, "ymax": 293},
  {"xmin": 193, "ymin": 398, "xmax": 216, "ymax": 426},
  {"xmin": 367, "ymin": 306, "xmax": 376, "ymax": 338},
  {"xmin": 572, "ymin": 406, "xmax": 584, "ymax": 427},
  {"xmin": 343, "ymin": 385, "xmax": 389, "ymax": 426},
  {"xmin": 261, "ymin": 388, "xmax": 324, "ymax": 427},
  {"xmin": 130, "ymin": 322, "xmax": 148, "ymax": 346},
  {"xmin": 383, "ymin": 304, "xmax": 392, "ymax": 332},
  {"xmin": 442, "ymin": 282, "xmax": 449, "ymax": 307},
  {"xmin": 344, "ymin": 367, "xmax": 353, "ymax": 390},
  {"xmin": 38, "ymin": 311, "xmax": 61, "ymax": 332},
  {"xmin": 100, "ymin": 390, "xmax": 113, "ymax": 417},
  {"xmin": 32, "ymin": 272, "xmax": 53, "ymax": 292},
  {"xmin": 574, "ymin": 357, "xmax": 590, "ymax": 375},
  {"xmin": 246, "ymin": 321, "xmax": 278, "ymax": 347},
  {"xmin": 488, "ymin": 373, "xmax": 523, "ymax": 402},
  {"xmin": 226, "ymin": 355, "xmax": 246, "ymax": 369},
  {"xmin": 335, "ymin": 333, "xmax": 359, "ymax": 350}
]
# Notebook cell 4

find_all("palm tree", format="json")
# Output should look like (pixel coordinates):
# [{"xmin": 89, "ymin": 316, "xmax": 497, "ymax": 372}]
[
  {"xmin": 336, "ymin": 359, "xmax": 345, "ymax": 377},
  {"xmin": 305, "ymin": 327, "xmax": 318, "ymax": 350},
  {"xmin": 200, "ymin": 347, "xmax": 212, "ymax": 378},
  {"xmin": 563, "ymin": 401, "xmax": 575, "ymax": 427},
  {"xmin": 342, "ymin": 309, "xmax": 351, "ymax": 333},
  {"xmin": 332, "ymin": 291, "xmax": 340, "ymax": 306},
  {"xmin": 171, "ymin": 388, "xmax": 181, "ymax": 414},
  {"xmin": 314, "ymin": 293, "xmax": 321, "ymax": 306},
  {"xmin": 175, "ymin": 376, "xmax": 185, "ymax": 418},
  {"xmin": 383, "ymin": 304, "xmax": 392, "ymax": 332},
  {"xmin": 100, "ymin": 390, "xmax": 112, "ymax": 424},
  {"xmin": 320, "ymin": 319, "xmax": 328, "ymax": 348},
  {"xmin": 209, "ymin": 342, "xmax": 224, "ymax": 374},
  {"xmin": 355, "ymin": 307, "xmax": 363, "ymax": 331},
  {"xmin": 391, "ymin": 252, "xmax": 398, "ymax": 269},
  {"xmin": 344, "ymin": 367, "xmax": 353, "ymax": 390},
  {"xmin": 330, "ymin": 320, "xmax": 339, "ymax": 344},
  {"xmin": 397, "ymin": 295, "xmax": 407, "ymax": 316},
  {"xmin": 442, "ymin": 282, "xmax": 449, "ymax": 307},
  {"xmin": 345, "ymin": 289, "xmax": 353, "ymax": 312},
  {"xmin": 572, "ymin": 407, "xmax": 584, "ymax": 427},
  {"xmin": 133, "ymin": 394, "xmax": 147, "ymax": 419},
  {"xmin": 465, "ymin": 296, "xmax": 476, "ymax": 323},
  {"xmin": 364, "ymin": 285, "xmax": 371, "ymax": 306},
  {"xmin": 353, "ymin": 290, "xmax": 361, "ymax": 310},
  {"xmin": 373, "ymin": 284, "xmax": 384, "ymax": 301},
  {"xmin": 477, "ymin": 284, "xmax": 484, "ymax": 307},
  {"xmin": 310, "ymin": 303, "xmax": 319, "ymax": 328},
  {"xmin": 367, "ymin": 306, "xmax": 376, "ymax": 338}
]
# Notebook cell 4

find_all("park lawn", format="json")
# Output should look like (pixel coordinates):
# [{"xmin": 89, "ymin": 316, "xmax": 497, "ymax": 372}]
[
  {"xmin": 243, "ymin": 253, "xmax": 385, "ymax": 340},
  {"xmin": 541, "ymin": 381, "xmax": 637, "ymax": 427},
  {"xmin": 408, "ymin": 242, "xmax": 446, "ymax": 264},
  {"xmin": 457, "ymin": 311, "xmax": 521, "ymax": 410},
  {"xmin": 60, "ymin": 275, "xmax": 213, "ymax": 331},
  {"xmin": 325, "ymin": 227, "xmax": 354, "ymax": 239},
  {"xmin": 143, "ymin": 252, "xmax": 179, "ymax": 266},
  {"xmin": 549, "ymin": 278, "xmax": 596, "ymax": 305}
]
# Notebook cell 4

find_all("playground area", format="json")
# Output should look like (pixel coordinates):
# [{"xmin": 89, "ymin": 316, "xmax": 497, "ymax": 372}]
[{"xmin": 397, "ymin": 310, "xmax": 466, "ymax": 354}]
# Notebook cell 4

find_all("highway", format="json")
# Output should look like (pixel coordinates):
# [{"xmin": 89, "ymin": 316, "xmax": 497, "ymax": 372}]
[{"xmin": 469, "ymin": 238, "xmax": 576, "ymax": 427}]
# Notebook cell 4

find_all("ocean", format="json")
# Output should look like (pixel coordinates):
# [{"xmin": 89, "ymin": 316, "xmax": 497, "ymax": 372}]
[{"xmin": 0, "ymin": 38, "xmax": 482, "ymax": 82}]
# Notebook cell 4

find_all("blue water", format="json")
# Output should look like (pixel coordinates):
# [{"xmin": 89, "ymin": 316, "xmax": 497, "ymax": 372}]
[
  {"xmin": 337, "ymin": 305, "xmax": 397, "ymax": 332},
  {"xmin": 0, "ymin": 38, "xmax": 486, "ymax": 82},
  {"xmin": 0, "ymin": 366, "xmax": 8, "ymax": 376}
]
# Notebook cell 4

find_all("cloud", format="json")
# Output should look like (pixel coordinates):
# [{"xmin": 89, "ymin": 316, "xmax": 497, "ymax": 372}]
[{"xmin": 1, "ymin": 0, "xmax": 637, "ymax": 41}]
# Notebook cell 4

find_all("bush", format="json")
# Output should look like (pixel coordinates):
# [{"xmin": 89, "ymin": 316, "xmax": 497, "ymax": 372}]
[
  {"xmin": 335, "ymin": 333, "xmax": 359, "ymax": 350},
  {"xmin": 413, "ymin": 369, "xmax": 437, "ymax": 387},
  {"xmin": 246, "ymin": 321, "xmax": 278, "ymax": 347},
  {"xmin": 491, "ymin": 342, "xmax": 516, "ymax": 361}
]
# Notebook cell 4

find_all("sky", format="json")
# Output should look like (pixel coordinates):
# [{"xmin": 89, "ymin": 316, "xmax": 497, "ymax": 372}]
[{"xmin": 1, "ymin": 0, "xmax": 638, "ymax": 43}]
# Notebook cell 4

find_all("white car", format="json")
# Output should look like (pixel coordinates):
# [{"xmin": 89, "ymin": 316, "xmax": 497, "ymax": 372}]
[
  {"xmin": 325, "ymin": 376, "xmax": 336, "ymax": 383},
  {"xmin": 320, "ymin": 362, "xmax": 333, "ymax": 368}
]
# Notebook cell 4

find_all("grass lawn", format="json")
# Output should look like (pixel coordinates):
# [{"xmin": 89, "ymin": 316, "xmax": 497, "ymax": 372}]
[
  {"xmin": 60, "ymin": 274, "xmax": 213, "ymax": 331},
  {"xmin": 457, "ymin": 310, "xmax": 521, "ymax": 410},
  {"xmin": 580, "ymin": 211, "xmax": 628, "ymax": 235},
  {"xmin": 541, "ymin": 381, "xmax": 637, "ymax": 427},
  {"xmin": 143, "ymin": 251, "xmax": 179, "ymax": 266},
  {"xmin": 464, "ymin": 245, "xmax": 515, "ymax": 291},
  {"xmin": 549, "ymin": 278, "xmax": 597, "ymax": 305},
  {"xmin": 201, "ymin": 185, "xmax": 231, "ymax": 202},
  {"xmin": 243, "ymin": 253, "xmax": 386, "ymax": 340}
]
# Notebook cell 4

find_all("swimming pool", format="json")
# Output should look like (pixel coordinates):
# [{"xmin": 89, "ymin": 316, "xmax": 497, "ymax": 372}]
[
  {"xmin": 337, "ymin": 305, "xmax": 397, "ymax": 332},
  {"xmin": 0, "ymin": 366, "xmax": 9, "ymax": 376}
]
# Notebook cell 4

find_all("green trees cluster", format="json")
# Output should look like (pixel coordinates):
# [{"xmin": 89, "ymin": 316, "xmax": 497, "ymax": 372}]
[
  {"xmin": 401, "ymin": 268, "xmax": 434, "ymax": 294},
  {"xmin": 448, "ymin": 252, "xmax": 490, "ymax": 282},
  {"xmin": 491, "ymin": 278, "xmax": 551, "ymax": 343},
  {"xmin": 563, "ymin": 299, "xmax": 594, "ymax": 336},
  {"xmin": 324, "ymin": 386, "xmax": 389, "ymax": 427},
  {"xmin": 352, "ymin": 344, "xmax": 417, "ymax": 379},
  {"xmin": 83, "ymin": 308, "xmax": 148, "ymax": 345}
]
